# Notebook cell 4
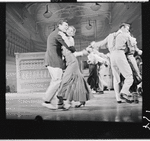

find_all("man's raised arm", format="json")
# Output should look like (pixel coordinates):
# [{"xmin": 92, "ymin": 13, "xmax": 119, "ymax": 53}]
[{"xmin": 91, "ymin": 36, "xmax": 108, "ymax": 50}]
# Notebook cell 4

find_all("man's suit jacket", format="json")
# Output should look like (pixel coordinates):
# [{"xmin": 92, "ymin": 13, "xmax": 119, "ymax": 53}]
[{"xmin": 44, "ymin": 28, "xmax": 76, "ymax": 70}]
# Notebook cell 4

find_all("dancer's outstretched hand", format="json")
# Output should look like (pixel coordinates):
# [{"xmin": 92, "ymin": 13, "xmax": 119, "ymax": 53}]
[
  {"xmin": 90, "ymin": 41, "xmax": 99, "ymax": 49},
  {"xmin": 82, "ymin": 49, "xmax": 89, "ymax": 56}
]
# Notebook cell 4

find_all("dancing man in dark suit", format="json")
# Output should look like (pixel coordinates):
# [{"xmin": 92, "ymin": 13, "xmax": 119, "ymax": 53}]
[{"xmin": 42, "ymin": 19, "xmax": 76, "ymax": 110}]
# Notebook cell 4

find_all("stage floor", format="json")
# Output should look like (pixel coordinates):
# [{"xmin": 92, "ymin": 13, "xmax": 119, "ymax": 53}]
[{"xmin": 6, "ymin": 90, "xmax": 142, "ymax": 122}]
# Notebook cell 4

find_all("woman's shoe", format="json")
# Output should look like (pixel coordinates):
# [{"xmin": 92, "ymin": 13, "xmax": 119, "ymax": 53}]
[{"xmin": 75, "ymin": 102, "xmax": 85, "ymax": 108}]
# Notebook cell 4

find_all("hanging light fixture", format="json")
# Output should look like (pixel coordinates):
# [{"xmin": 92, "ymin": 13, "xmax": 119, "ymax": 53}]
[
  {"xmin": 43, "ymin": 5, "xmax": 52, "ymax": 18},
  {"xmin": 90, "ymin": 3, "xmax": 101, "ymax": 11},
  {"xmin": 86, "ymin": 20, "xmax": 92, "ymax": 30}
]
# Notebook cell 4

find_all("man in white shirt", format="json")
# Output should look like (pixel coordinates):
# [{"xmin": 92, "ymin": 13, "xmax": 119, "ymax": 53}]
[{"xmin": 91, "ymin": 23, "xmax": 133, "ymax": 103}]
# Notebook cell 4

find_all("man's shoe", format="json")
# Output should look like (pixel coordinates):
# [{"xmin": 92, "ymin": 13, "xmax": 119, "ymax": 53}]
[
  {"xmin": 42, "ymin": 103, "xmax": 57, "ymax": 109},
  {"xmin": 117, "ymin": 101, "xmax": 122, "ymax": 104}
]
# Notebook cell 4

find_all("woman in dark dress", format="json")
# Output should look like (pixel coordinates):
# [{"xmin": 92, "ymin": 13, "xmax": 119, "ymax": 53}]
[{"xmin": 56, "ymin": 26, "xmax": 93, "ymax": 108}]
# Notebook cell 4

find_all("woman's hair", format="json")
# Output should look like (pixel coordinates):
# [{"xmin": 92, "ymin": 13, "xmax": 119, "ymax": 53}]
[{"xmin": 68, "ymin": 26, "xmax": 76, "ymax": 36}]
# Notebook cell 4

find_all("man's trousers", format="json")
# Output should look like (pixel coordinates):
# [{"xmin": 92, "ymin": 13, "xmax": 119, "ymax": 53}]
[
  {"xmin": 43, "ymin": 66, "xmax": 63, "ymax": 102},
  {"xmin": 110, "ymin": 50, "xmax": 133, "ymax": 101}
]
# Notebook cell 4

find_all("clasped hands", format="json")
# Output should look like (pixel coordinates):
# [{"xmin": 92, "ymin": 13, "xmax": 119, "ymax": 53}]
[
  {"xmin": 90, "ymin": 41, "xmax": 99, "ymax": 49},
  {"xmin": 86, "ymin": 41, "xmax": 99, "ymax": 50},
  {"xmin": 82, "ymin": 41, "xmax": 99, "ymax": 56}
]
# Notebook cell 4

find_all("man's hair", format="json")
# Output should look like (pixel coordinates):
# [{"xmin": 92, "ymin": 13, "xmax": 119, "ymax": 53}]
[
  {"xmin": 57, "ymin": 19, "xmax": 68, "ymax": 27},
  {"xmin": 119, "ymin": 23, "xmax": 131, "ymax": 29}
]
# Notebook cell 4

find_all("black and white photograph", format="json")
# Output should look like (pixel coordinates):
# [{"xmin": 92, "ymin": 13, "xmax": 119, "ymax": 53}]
[{"xmin": 3, "ymin": 1, "xmax": 150, "ymax": 139}]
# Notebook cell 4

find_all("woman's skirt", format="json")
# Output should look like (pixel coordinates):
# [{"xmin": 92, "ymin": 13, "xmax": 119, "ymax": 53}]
[{"xmin": 57, "ymin": 54, "xmax": 93, "ymax": 102}]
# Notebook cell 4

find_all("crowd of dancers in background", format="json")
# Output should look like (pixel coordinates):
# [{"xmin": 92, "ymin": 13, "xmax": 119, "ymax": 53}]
[{"xmin": 42, "ymin": 19, "xmax": 143, "ymax": 110}]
